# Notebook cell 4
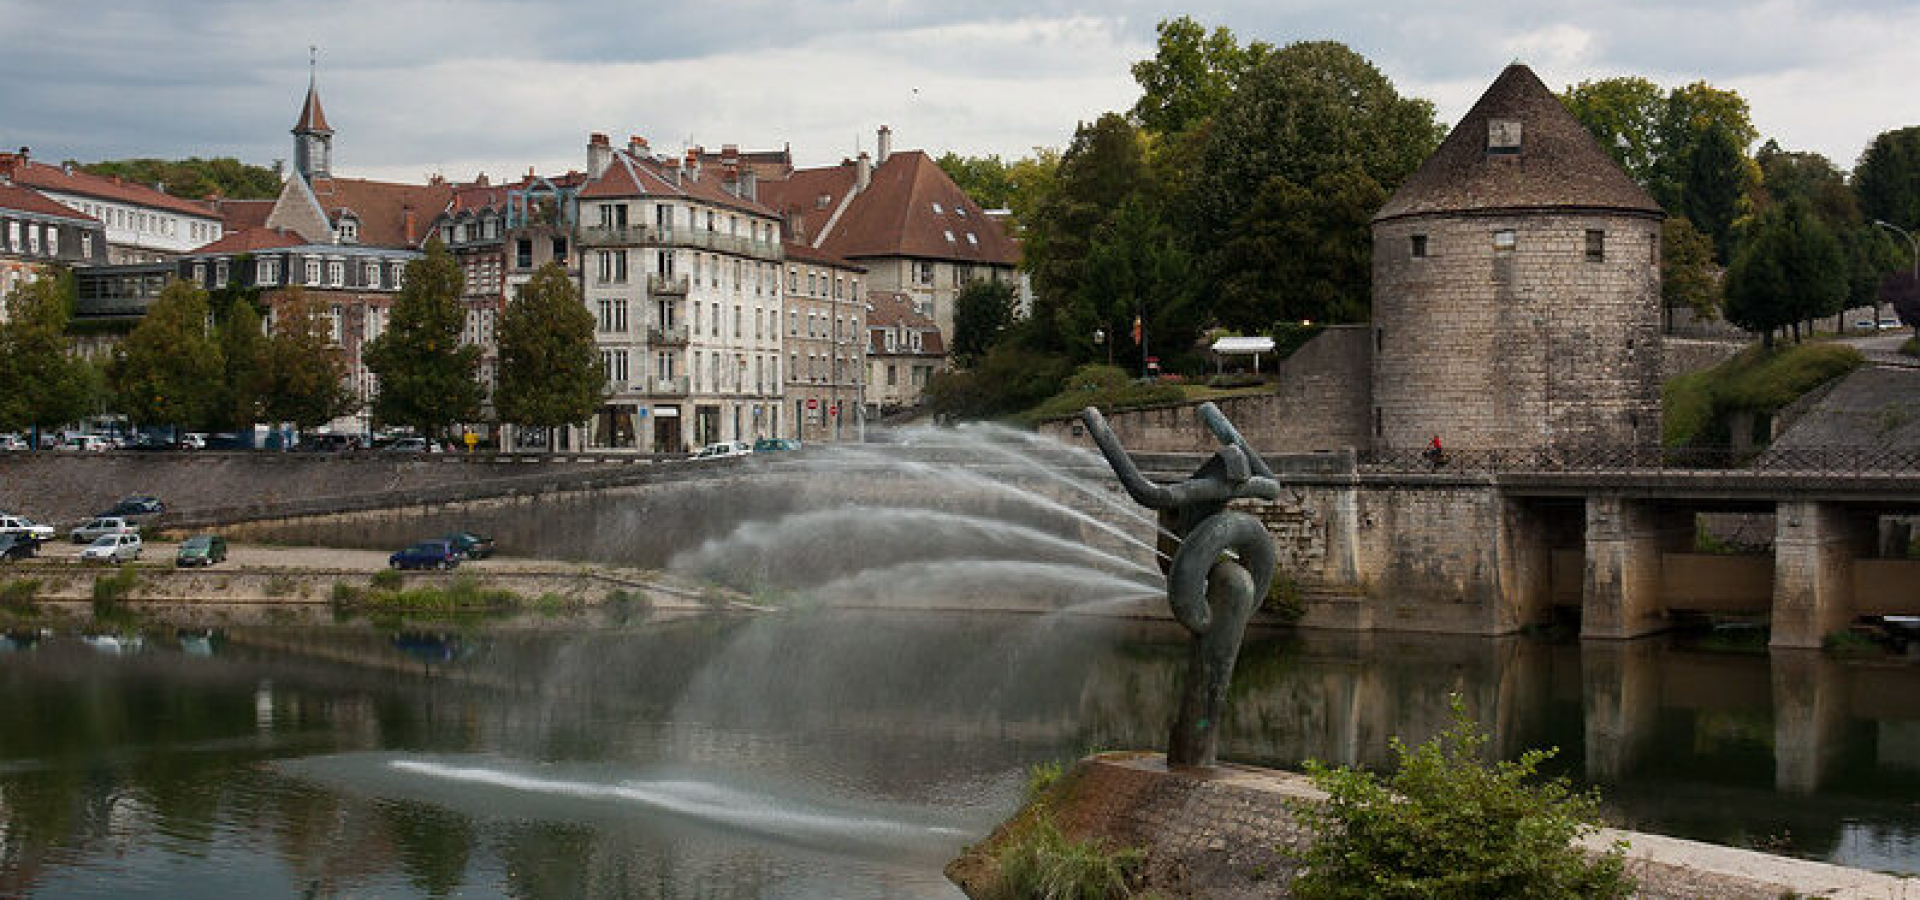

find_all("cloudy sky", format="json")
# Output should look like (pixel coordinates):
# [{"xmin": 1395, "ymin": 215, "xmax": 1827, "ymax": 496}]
[{"xmin": 2, "ymin": 0, "xmax": 1915, "ymax": 185}]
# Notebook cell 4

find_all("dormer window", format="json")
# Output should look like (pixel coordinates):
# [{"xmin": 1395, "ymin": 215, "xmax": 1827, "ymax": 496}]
[
  {"xmin": 943, "ymin": 230, "xmax": 956, "ymax": 243},
  {"xmin": 816, "ymin": 194, "xmax": 831, "ymax": 209},
  {"xmin": 337, "ymin": 217, "xmax": 359, "ymax": 243},
  {"xmin": 931, "ymin": 202, "xmax": 944, "ymax": 214},
  {"xmin": 1487, "ymin": 119, "xmax": 1522, "ymax": 155}
]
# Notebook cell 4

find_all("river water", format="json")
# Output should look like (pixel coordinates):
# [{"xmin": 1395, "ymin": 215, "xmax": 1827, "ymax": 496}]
[{"xmin": 2, "ymin": 610, "xmax": 1918, "ymax": 898}]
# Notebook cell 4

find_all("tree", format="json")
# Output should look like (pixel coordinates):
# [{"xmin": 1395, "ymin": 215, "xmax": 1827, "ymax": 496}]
[
  {"xmin": 263, "ymin": 289, "xmax": 355, "ymax": 430},
  {"xmin": 1683, "ymin": 123, "xmax": 1746, "ymax": 261},
  {"xmin": 209, "ymin": 295, "xmax": 268, "ymax": 431},
  {"xmin": 1561, "ymin": 76, "xmax": 1666, "ymax": 185},
  {"xmin": 1064, "ymin": 196, "xmax": 1199, "ymax": 369},
  {"xmin": 495, "ymin": 262, "xmax": 605, "ymax": 428},
  {"xmin": 363, "ymin": 240, "xmax": 483, "ymax": 436},
  {"xmin": 1022, "ymin": 114, "xmax": 1156, "ymax": 349},
  {"xmin": 1129, "ymin": 16, "xmax": 1273, "ymax": 136},
  {"xmin": 107, "ymin": 279, "xmax": 223, "ymax": 428},
  {"xmin": 80, "ymin": 157, "xmax": 282, "ymax": 201},
  {"xmin": 1292, "ymin": 697, "xmax": 1633, "ymax": 900},
  {"xmin": 0, "ymin": 273, "xmax": 96, "ymax": 435},
  {"xmin": 1661, "ymin": 217, "xmax": 1721, "ymax": 328},
  {"xmin": 1724, "ymin": 200, "xmax": 1847, "ymax": 345},
  {"xmin": 1884, "ymin": 272, "xmax": 1920, "ymax": 339},
  {"xmin": 1211, "ymin": 167, "xmax": 1384, "ymax": 330},
  {"xmin": 949, "ymin": 278, "xmax": 1019, "ymax": 366},
  {"xmin": 934, "ymin": 152, "xmax": 1015, "ymax": 211},
  {"xmin": 1854, "ymin": 125, "xmax": 1920, "ymax": 231},
  {"xmin": 1561, "ymin": 78, "xmax": 1757, "ymax": 222}
]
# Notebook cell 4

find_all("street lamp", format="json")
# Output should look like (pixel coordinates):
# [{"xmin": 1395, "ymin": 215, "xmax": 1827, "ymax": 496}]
[
  {"xmin": 1874, "ymin": 219, "xmax": 1919, "ymax": 280},
  {"xmin": 1093, "ymin": 327, "xmax": 1109, "ymax": 366}
]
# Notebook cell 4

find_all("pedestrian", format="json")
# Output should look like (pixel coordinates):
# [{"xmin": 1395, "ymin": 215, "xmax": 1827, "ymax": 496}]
[{"xmin": 1423, "ymin": 434, "xmax": 1447, "ymax": 468}]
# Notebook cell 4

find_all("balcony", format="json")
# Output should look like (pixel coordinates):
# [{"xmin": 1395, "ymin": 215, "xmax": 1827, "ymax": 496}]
[
  {"xmin": 649, "ymin": 376, "xmax": 690, "ymax": 397},
  {"xmin": 579, "ymin": 223, "xmax": 653, "ymax": 246},
  {"xmin": 648, "ymin": 323, "xmax": 689, "ymax": 346},
  {"xmin": 649, "ymin": 273, "xmax": 689, "ymax": 295},
  {"xmin": 652, "ymin": 228, "xmax": 783, "ymax": 262}
]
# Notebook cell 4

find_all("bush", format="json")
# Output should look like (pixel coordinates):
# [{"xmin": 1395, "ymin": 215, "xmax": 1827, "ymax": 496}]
[
  {"xmin": 1267, "ymin": 320, "xmax": 1326, "ymax": 359},
  {"xmin": 997, "ymin": 813, "xmax": 1143, "ymax": 900},
  {"xmin": 352, "ymin": 574, "xmax": 521, "ymax": 612},
  {"xmin": 1263, "ymin": 571, "xmax": 1305, "ymax": 623},
  {"xmin": 1663, "ymin": 343, "xmax": 1862, "ymax": 447},
  {"xmin": 0, "ymin": 579, "xmax": 40, "ymax": 607},
  {"xmin": 264, "ymin": 575, "xmax": 298, "ymax": 597},
  {"xmin": 1022, "ymin": 364, "xmax": 1185, "ymax": 423},
  {"xmin": 1205, "ymin": 372, "xmax": 1268, "ymax": 389},
  {"xmin": 1291, "ymin": 695, "xmax": 1632, "ymax": 900},
  {"xmin": 91, "ymin": 566, "xmax": 141, "ymax": 607},
  {"xmin": 370, "ymin": 568, "xmax": 404, "ymax": 590},
  {"xmin": 1821, "ymin": 629, "xmax": 1884, "ymax": 658},
  {"xmin": 926, "ymin": 345, "xmax": 1075, "ymax": 421},
  {"xmin": 1026, "ymin": 760, "xmax": 1064, "ymax": 803}
]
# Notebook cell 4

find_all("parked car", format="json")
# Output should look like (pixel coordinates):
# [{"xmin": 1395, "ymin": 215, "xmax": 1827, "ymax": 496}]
[
  {"xmin": 442, "ymin": 532, "xmax": 495, "ymax": 560},
  {"xmin": 178, "ymin": 433, "xmax": 207, "ymax": 451},
  {"xmin": 175, "ymin": 534, "xmax": 228, "ymax": 568},
  {"xmin": 752, "ymin": 438, "xmax": 803, "ymax": 453},
  {"xmin": 71, "ymin": 517, "xmax": 136, "ymax": 544},
  {"xmin": 1879, "ymin": 317, "xmax": 1905, "ymax": 331},
  {"xmin": 692, "ymin": 441, "xmax": 754, "ymax": 460},
  {"xmin": 0, "ymin": 433, "xmax": 28, "ymax": 452},
  {"xmin": 60, "ymin": 434, "xmax": 112, "ymax": 453},
  {"xmin": 390, "ymin": 539, "xmax": 461, "ymax": 570},
  {"xmin": 0, "ymin": 533, "xmax": 38, "ymax": 561},
  {"xmin": 0, "ymin": 515, "xmax": 56, "ymax": 543},
  {"xmin": 304, "ymin": 433, "xmax": 361, "ymax": 453},
  {"xmin": 98, "ymin": 496, "xmax": 166, "ymax": 519},
  {"xmin": 1853, "ymin": 318, "xmax": 1877, "ymax": 330},
  {"xmin": 382, "ymin": 436, "xmax": 433, "ymax": 454},
  {"xmin": 80, "ymin": 533, "xmax": 142, "ymax": 563}
]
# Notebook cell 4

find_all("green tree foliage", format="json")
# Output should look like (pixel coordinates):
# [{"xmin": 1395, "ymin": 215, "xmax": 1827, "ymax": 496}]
[
  {"xmin": 363, "ymin": 240, "xmax": 482, "ymax": 435},
  {"xmin": 495, "ymin": 262, "xmax": 605, "ymax": 428},
  {"xmin": 80, "ymin": 157, "xmax": 282, "ymax": 201},
  {"xmin": 1683, "ymin": 123, "xmax": 1746, "ymax": 260},
  {"xmin": 1292, "ymin": 696, "xmax": 1633, "ymax": 900},
  {"xmin": 1884, "ymin": 272, "xmax": 1920, "ymax": 338},
  {"xmin": 209, "ymin": 294, "xmax": 268, "ymax": 431},
  {"xmin": 1852, "ymin": 125, "xmax": 1920, "ymax": 230},
  {"xmin": 1724, "ymin": 200, "xmax": 1848, "ymax": 345},
  {"xmin": 1213, "ymin": 166, "xmax": 1384, "ymax": 329},
  {"xmin": 1185, "ymin": 41, "xmax": 1441, "ymax": 322},
  {"xmin": 1755, "ymin": 142, "xmax": 1905, "ymax": 306},
  {"xmin": 924, "ymin": 341, "xmax": 1073, "ymax": 421},
  {"xmin": 1661, "ymin": 217, "xmax": 1722, "ymax": 325},
  {"xmin": 1562, "ymin": 77, "xmax": 1666, "ymax": 185},
  {"xmin": 107, "ymin": 279, "xmax": 223, "ymax": 427},
  {"xmin": 1066, "ymin": 196, "xmax": 1198, "ymax": 369},
  {"xmin": 1561, "ymin": 78, "xmax": 1757, "ymax": 237},
  {"xmin": 264, "ymin": 288, "xmax": 355, "ymax": 429},
  {"xmin": 934, "ymin": 152, "xmax": 1015, "ymax": 211},
  {"xmin": 1023, "ymin": 114, "xmax": 1157, "ymax": 350},
  {"xmin": 0, "ymin": 272, "xmax": 96, "ymax": 433},
  {"xmin": 1128, "ymin": 16, "xmax": 1273, "ymax": 136},
  {"xmin": 950, "ymin": 278, "xmax": 1020, "ymax": 366}
]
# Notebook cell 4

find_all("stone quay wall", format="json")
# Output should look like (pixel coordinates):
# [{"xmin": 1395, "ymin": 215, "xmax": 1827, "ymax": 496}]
[
  {"xmin": 947, "ymin": 754, "xmax": 1918, "ymax": 900},
  {"xmin": 1662, "ymin": 336, "xmax": 1748, "ymax": 382},
  {"xmin": 1034, "ymin": 326, "xmax": 1373, "ymax": 455}
]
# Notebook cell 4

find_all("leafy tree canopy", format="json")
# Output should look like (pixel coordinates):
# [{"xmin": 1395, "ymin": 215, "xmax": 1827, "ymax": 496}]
[
  {"xmin": 1661, "ymin": 216, "xmax": 1721, "ymax": 323},
  {"xmin": 0, "ymin": 272, "xmax": 96, "ymax": 432},
  {"xmin": 264, "ymin": 288, "xmax": 356, "ymax": 429},
  {"xmin": 80, "ymin": 157, "xmax": 283, "ymax": 201},
  {"xmin": 949, "ymin": 278, "xmax": 1020, "ymax": 366},
  {"xmin": 1212, "ymin": 167, "xmax": 1384, "ymax": 330},
  {"xmin": 209, "ymin": 293, "xmax": 268, "ymax": 431},
  {"xmin": 1022, "ymin": 113, "xmax": 1156, "ymax": 349},
  {"xmin": 1561, "ymin": 76, "xmax": 1666, "ymax": 185},
  {"xmin": 108, "ymin": 279, "xmax": 224, "ymax": 427},
  {"xmin": 1854, "ymin": 125, "xmax": 1920, "ymax": 231},
  {"xmin": 1724, "ymin": 200, "xmax": 1847, "ymax": 344},
  {"xmin": 363, "ymin": 240, "xmax": 483, "ymax": 435},
  {"xmin": 495, "ymin": 262, "xmax": 605, "ymax": 428},
  {"xmin": 1129, "ymin": 16, "xmax": 1273, "ymax": 136}
]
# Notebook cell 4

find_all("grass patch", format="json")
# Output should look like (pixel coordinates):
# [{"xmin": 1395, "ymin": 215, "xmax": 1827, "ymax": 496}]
[
  {"xmin": 1026, "ymin": 760, "xmax": 1064, "ymax": 803},
  {"xmin": 1663, "ymin": 342, "xmax": 1863, "ymax": 447},
  {"xmin": 263, "ymin": 575, "xmax": 298, "ymax": 597},
  {"xmin": 604, "ymin": 588, "xmax": 653, "ymax": 624},
  {"xmin": 1021, "ymin": 364, "xmax": 1186, "ymax": 424},
  {"xmin": 350, "ymin": 574, "xmax": 522, "ymax": 613},
  {"xmin": 91, "ymin": 565, "xmax": 141, "ymax": 608},
  {"xmin": 996, "ymin": 812, "xmax": 1144, "ymax": 900},
  {"xmin": 369, "ymin": 568, "xmax": 404, "ymax": 590},
  {"xmin": 0, "ymin": 579, "xmax": 41, "ymax": 608}
]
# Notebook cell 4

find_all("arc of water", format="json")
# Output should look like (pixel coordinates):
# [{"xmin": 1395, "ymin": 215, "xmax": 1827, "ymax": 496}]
[{"xmin": 802, "ymin": 557, "xmax": 1163, "ymax": 604}]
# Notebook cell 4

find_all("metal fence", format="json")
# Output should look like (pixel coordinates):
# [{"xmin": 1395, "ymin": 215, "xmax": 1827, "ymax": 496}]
[{"xmin": 1361, "ymin": 444, "xmax": 1920, "ymax": 475}]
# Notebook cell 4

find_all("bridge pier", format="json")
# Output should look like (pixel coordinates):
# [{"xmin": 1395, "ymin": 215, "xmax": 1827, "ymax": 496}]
[
  {"xmin": 1581, "ymin": 497, "xmax": 1691, "ymax": 639},
  {"xmin": 1772, "ymin": 650, "xmax": 1848, "ymax": 794},
  {"xmin": 1581, "ymin": 640, "xmax": 1661, "ymax": 783},
  {"xmin": 1771, "ymin": 501, "xmax": 1876, "ymax": 649}
]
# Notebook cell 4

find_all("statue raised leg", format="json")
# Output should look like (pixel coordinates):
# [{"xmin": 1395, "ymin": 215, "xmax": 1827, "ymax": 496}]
[{"xmin": 1082, "ymin": 402, "xmax": 1280, "ymax": 768}]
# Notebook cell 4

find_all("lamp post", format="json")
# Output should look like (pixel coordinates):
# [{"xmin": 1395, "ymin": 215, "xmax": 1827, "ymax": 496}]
[{"xmin": 1093, "ymin": 327, "xmax": 1109, "ymax": 366}]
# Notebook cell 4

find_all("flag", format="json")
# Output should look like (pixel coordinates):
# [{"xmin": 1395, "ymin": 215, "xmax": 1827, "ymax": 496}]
[{"xmin": 1130, "ymin": 316, "xmax": 1142, "ymax": 345}]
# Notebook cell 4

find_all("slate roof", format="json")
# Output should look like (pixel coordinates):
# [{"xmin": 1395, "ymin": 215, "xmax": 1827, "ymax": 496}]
[
  {"xmin": 186, "ymin": 227, "xmax": 305, "ymax": 255},
  {"xmin": 577, "ymin": 147, "xmax": 779, "ymax": 219},
  {"xmin": 760, "ymin": 151, "xmax": 1020, "ymax": 266},
  {"xmin": 0, "ymin": 156, "xmax": 220, "ymax": 220},
  {"xmin": 1374, "ymin": 64, "xmax": 1662, "ymax": 223},
  {"xmin": 0, "ymin": 182, "xmax": 98, "ymax": 223}
]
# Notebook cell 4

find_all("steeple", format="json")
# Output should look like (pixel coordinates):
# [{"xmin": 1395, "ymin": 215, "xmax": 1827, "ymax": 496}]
[{"xmin": 292, "ymin": 47, "xmax": 333, "ymax": 182}]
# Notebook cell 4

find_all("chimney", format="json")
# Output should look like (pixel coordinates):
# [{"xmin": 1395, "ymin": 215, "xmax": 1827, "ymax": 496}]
[
  {"xmin": 876, "ymin": 126, "xmax": 892, "ymax": 164},
  {"xmin": 587, "ymin": 133, "xmax": 612, "ymax": 179},
  {"xmin": 155, "ymin": 180, "xmax": 165, "ymax": 195},
  {"xmin": 663, "ymin": 158, "xmax": 681, "ymax": 186},
  {"xmin": 475, "ymin": 172, "xmax": 489, "ymax": 187},
  {"xmin": 61, "ymin": 161, "xmax": 74, "ymax": 176},
  {"xmin": 403, "ymin": 204, "xmax": 417, "ymax": 244},
  {"xmin": 685, "ymin": 149, "xmax": 700, "ymax": 182},
  {"xmin": 628, "ymin": 135, "xmax": 649, "ymax": 157},
  {"xmin": 855, "ymin": 151, "xmax": 872, "ymax": 193}
]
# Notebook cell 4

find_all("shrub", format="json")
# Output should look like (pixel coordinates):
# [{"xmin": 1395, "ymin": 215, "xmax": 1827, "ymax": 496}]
[
  {"xmin": 358, "ymin": 574, "xmax": 521, "ymax": 612},
  {"xmin": 1204, "ymin": 372, "xmax": 1267, "ymax": 389},
  {"xmin": 0, "ymin": 579, "xmax": 40, "ymax": 607},
  {"xmin": 1022, "ymin": 366, "xmax": 1186, "ymax": 423},
  {"xmin": 264, "ymin": 575, "xmax": 298, "ymax": 597},
  {"xmin": 1026, "ymin": 760, "xmax": 1064, "ymax": 803},
  {"xmin": 1821, "ymin": 629, "xmax": 1884, "ymax": 658},
  {"xmin": 1291, "ymin": 695, "xmax": 1633, "ymax": 900},
  {"xmin": 996, "ymin": 813, "xmax": 1143, "ymax": 900},
  {"xmin": 1663, "ymin": 343, "xmax": 1863, "ymax": 447},
  {"xmin": 1262, "ymin": 571, "xmax": 1305, "ymax": 623},
  {"xmin": 91, "ymin": 566, "xmax": 141, "ymax": 607},
  {"xmin": 329, "ymin": 582, "xmax": 364, "ymax": 606},
  {"xmin": 370, "ymin": 568, "xmax": 404, "ymax": 590},
  {"xmin": 926, "ymin": 345, "xmax": 1075, "ymax": 421}
]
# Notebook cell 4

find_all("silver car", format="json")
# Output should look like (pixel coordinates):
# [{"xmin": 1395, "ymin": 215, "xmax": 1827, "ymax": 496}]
[
  {"xmin": 80, "ymin": 533, "xmax": 142, "ymax": 563},
  {"xmin": 72, "ymin": 516, "xmax": 135, "ymax": 544}
]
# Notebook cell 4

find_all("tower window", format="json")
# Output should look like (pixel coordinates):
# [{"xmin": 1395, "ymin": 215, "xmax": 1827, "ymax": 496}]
[
  {"xmin": 1585, "ymin": 229, "xmax": 1605, "ymax": 262},
  {"xmin": 1492, "ymin": 230, "xmax": 1516, "ymax": 253},
  {"xmin": 1410, "ymin": 235, "xmax": 1428, "ymax": 259}
]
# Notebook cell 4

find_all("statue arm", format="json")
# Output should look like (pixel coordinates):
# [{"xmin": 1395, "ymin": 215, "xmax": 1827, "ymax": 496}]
[
  {"xmin": 1198, "ymin": 402, "xmax": 1274, "ymax": 480},
  {"xmin": 1082, "ymin": 406, "xmax": 1175, "ymax": 509}
]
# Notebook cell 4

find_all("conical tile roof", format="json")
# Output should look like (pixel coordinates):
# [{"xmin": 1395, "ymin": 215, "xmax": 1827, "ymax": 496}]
[
  {"xmin": 294, "ymin": 83, "xmax": 331, "ymax": 135},
  {"xmin": 1374, "ymin": 64, "xmax": 1660, "ymax": 222}
]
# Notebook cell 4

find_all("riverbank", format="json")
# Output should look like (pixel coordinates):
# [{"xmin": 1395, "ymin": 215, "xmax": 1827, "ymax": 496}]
[{"xmin": 948, "ymin": 753, "xmax": 1918, "ymax": 900}]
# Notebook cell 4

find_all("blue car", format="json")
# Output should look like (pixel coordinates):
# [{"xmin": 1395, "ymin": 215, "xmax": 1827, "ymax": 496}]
[{"xmin": 389, "ymin": 539, "xmax": 460, "ymax": 570}]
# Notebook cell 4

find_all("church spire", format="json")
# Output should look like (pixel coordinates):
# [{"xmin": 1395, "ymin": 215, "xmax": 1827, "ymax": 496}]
[{"xmin": 292, "ymin": 46, "xmax": 333, "ymax": 182}]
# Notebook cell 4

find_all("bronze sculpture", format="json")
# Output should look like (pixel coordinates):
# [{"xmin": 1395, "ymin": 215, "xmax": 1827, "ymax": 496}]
[{"xmin": 1082, "ymin": 402, "xmax": 1279, "ymax": 767}]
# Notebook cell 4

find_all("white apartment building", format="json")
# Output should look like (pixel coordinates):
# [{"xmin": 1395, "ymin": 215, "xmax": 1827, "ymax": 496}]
[{"xmin": 1, "ymin": 152, "xmax": 223, "ymax": 263}]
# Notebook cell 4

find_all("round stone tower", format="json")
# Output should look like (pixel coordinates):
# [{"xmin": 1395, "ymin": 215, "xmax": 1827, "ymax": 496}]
[{"xmin": 1370, "ymin": 64, "xmax": 1664, "ymax": 462}]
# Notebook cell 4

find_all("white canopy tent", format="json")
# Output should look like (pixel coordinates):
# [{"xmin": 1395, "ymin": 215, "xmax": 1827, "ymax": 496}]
[{"xmin": 1209, "ymin": 335, "xmax": 1277, "ymax": 374}]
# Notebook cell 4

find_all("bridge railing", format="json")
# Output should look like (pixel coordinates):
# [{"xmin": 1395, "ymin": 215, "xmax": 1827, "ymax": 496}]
[{"xmin": 1361, "ymin": 444, "xmax": 1920, "ymax": 475}]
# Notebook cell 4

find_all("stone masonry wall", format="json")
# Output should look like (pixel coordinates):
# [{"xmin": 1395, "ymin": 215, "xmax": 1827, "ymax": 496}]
[
  {"xmin": 1033, "ymin": 326, "xmax": 1372, "ymax": 455},
  {"xmin": 1372, "ymin": 211, "xmax": 1663, "ymax": 456},
  {"xmin": 1661, "ymin": 336, "xmax": 1747, "ymax": 382},
  {"xmin": 947, "ymin": 754, "xmax": 1919, "ymax": 900}
]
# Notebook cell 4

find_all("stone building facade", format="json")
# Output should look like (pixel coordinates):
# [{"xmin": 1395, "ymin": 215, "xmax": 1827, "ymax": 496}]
[
  {"xmin": 782, "ymin": 245, "xmax": 866, "ymax": 442},
  {"xmin": 0, "ymin": 182, "xmax": 107, "ymax": 317},
  {"xmin": 1370, "ymin": 64, "xmax": 1665, "ymax": 460}
]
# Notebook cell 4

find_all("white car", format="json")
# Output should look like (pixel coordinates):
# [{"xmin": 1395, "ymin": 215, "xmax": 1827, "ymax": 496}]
[
  {"xmin": 80, "ymin": 533, "xmax": 142, "ymax": 563},
  {"xmin": 72, "ymin": 516, "xmax": 136, "ymax": 544},
  {"xmin": 692, "ymin": 441, "xmax": 754, "ymax": 460},
  {"xmin": 0, "ymin": 433, "xmax": 27, "ymax": 452},
  {"xmin": 0, "ymin": 515, "xmax": 56, "ymax": 543},
  {"xmin": 60, "ymin": 434, "xmax": 112, "ymax": 453},
  {"xmin": 1879, "ymin": 318, "xmax": 1905, "ymax": 331}
]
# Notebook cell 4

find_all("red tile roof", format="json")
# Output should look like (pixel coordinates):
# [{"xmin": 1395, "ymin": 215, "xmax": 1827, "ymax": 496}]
[
  {"xmin": 865, "ymin": 290, "xmax": 945, "ymax": 355},
  {"xmin": 0, "ymin": 156, "xmax": 219, "ymax": 219},
  {"xmin": 209, "ymin": 198, "xmax": 275, "ymax": 232},
  {"xmin": 187, "ymin": 227, "xmax": 305, "ymax": 255},
  {"xmin": 0, "ymin": 182, "xmax": 98, "ymax": 223},
  {"xmin": 306, "ymin": 176, "xmax": 453, "ymax": 249},
  {"xmin": 577, "ymin": 148, "xmax": 779, "ymax": 219},
  {"xmin": 294, "ymin": 84, "xmax": 332, "ymax": 134},
  {"xmin": 763, "ymin": 151, "xmax": 1019, "ymax": 266}
]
